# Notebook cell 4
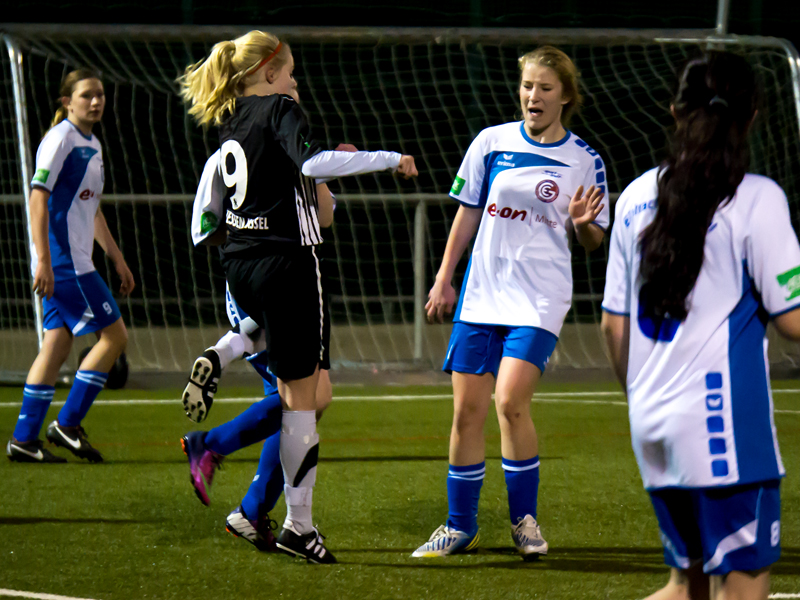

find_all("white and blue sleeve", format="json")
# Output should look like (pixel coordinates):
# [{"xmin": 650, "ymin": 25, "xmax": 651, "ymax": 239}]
[
  {"xmin": 745, "ymin": 179, "xmax": 800, "ymax": 317},
  {"xmin": 583, "ymin": 153, "xmax": 610, "ymax": 230},
  {"xmin": 450, "ymin": 130, "xmax": 487, "ymax": 207},
  {"xmin": 30, "ymin": 126, "xmax": 71, "ymax": 192}
]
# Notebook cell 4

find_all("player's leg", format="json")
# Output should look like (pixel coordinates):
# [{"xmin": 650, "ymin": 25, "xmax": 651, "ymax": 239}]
[
  {"xmin": 645, "ymin": 567, "xmax": 708, "ymax": 600},
  {"xmin": 29, "ymin": 273, "xmax": 123, "ymax": 462},
  {"xmin": 494, "ymin": 326, "xmax": 558, "ymax": 559},
  {"xmin": 7, "ymin": 322, "xmax": 73, "ymax": 463},
  {"xmin": 182, "ymin": 279, "xmax": 266, "ymax": 422},
  {"xmin": 226, "ymin": 248, "xmax": 334, "ymax": 563},
  {"xmin": 413, "ymin": 323, "xmax": 498, "ymax": 557},
  {"xmin": 710, "ymin": 568, "xmax": 770, "ymax": 600}
]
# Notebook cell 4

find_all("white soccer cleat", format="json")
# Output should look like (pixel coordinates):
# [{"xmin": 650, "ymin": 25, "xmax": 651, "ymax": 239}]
[
  {"xmin": 511, "ymin": 515, "xmax": 548, "ymax": 560},
  {"xmin": 411, "ymin": 524, "xmax": 480, "ymax": 557}
]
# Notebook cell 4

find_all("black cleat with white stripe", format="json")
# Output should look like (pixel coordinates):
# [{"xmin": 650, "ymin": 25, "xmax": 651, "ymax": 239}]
[
  {"xmin": 276, "ymin": 523, "xmax": 337, "ymax": 564},
  {"xmin": 45, "ymin": 421, "xmax": 103, "ymax": 463},
  {"xmin": 7, "ymin": 439, "xmax": 67, "ymax": 463}
]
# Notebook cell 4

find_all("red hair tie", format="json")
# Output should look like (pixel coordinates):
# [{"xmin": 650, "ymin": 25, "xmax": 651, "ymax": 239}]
[{"xmin": 247, "ymin": 41, "xmax": 283, "ymax": 75}]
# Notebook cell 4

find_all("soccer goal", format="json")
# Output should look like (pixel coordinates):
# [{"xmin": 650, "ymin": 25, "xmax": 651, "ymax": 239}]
[{"xmin": 2, "ymin": 25, "xmax": 799, "ymax": 380}]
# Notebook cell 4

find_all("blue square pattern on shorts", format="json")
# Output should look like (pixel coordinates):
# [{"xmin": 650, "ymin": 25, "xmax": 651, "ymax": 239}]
[{"xmin": 649, "ymin": 480, "xmax": 781, "ymax": 575}]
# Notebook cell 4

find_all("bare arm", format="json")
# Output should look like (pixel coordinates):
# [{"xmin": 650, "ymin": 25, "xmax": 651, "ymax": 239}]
[
  {"xmin": 426, "ymin": 204, "xmax": 483, "ymax": 323},
  {"xmin": 600, "ymin": 311, "xmax": 630, "ymax": 388},
  {"xmin": 575, "ymin": 222, "xmax": 605, "ymax": 251},
  {"xmin": 29, "ymin": 187, "xmax": 54, "ymax": 299},
  {"xmin": 773, "ymin": 308, "xmax": 800, "ymax": 342},
  {"xmin": 94, "ymin": 207, "xmax": 135, "ymax": 296},
  {"xmin": 316, "ymin": 182, "xmax": 334, "ymax": 228}
]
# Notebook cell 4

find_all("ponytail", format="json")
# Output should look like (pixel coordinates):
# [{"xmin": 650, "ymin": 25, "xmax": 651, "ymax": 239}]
[
  {"xmin": 178, "ymin": 30, "xmax": 287, "ymax": 127},
  {"xmin": 638, "ymin": 52, "xmax": 758, "ymax": 321},
  {"xmin": 49, "ymin": 68, "xmax": 101, "ymax": 130}
]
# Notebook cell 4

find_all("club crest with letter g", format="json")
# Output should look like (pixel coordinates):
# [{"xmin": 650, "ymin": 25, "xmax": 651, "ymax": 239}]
[{"xmin": 536, "ymin": 180, "xmax": 559, "ymax": 203}]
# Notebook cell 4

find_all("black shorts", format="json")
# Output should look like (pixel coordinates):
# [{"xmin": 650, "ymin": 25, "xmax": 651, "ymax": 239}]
[{"xmin": 223, "ymin": 245, "xmax": 324, "ymax": 381}]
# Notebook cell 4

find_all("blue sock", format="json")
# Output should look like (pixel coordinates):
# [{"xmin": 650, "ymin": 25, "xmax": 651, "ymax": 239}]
[
  {"xmin": 240, "ymin": 432, "xmax": 284, "ymax": 520},
  {"xmin": 446, "ymin": 462, "xmax": 485, "ymax": 535},
  {"xmin": 503, "ymin": 455, "xmax": 540, "ymax": 523},
  {"xmin": 13, "ymin": 384, "xmax": 55, "ymax": 442},
  {"xmin": 205, "ymin": 391, "xmax": 282, "ymax": 456},
  {"xmin": 58, "ymin": 371, "xmax": 107, "ymax": 427}
]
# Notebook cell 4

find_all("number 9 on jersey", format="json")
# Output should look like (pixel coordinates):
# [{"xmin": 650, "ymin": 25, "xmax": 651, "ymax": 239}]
[{"xmin": 221, "ymin": 139, "xmax": 248, "ymax": 210}]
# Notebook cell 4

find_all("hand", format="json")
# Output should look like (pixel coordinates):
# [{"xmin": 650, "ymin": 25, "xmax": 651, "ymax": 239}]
[
  {"xmin": 33, "ymin": 261, "xmax": 54, "ymax": 300},
  {"xmin": 335, "ymin": 143, "xmax": 359, "ymax": 152},
  {"xmin": 396, "ymin": 155, "xmax": 419, "ymax": 179},
  {"xmin": 114, "ymin": 258, "xmax": 136, "ymax": 296},
  {"xmin": 425, "ymin": 278, "xmax": 456, "ymax": 323},
  {"xmin": 568, "ymin": 185, "xmax": 605, "ymax": 228}
]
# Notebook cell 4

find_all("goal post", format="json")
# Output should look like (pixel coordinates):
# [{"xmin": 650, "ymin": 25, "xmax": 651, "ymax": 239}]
[{"xmin": 2, "ymin": 25, "xmax": 800, "ymax": 379}]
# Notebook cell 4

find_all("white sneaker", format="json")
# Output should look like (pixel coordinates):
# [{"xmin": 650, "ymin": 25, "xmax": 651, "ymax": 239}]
[
  {"xmin": 411, "ymin": 524, "xmax": 479, "ymax": 557},
  {"xmin": 511, "ymin": 515, "xmax": 548, "ymax": 560}
]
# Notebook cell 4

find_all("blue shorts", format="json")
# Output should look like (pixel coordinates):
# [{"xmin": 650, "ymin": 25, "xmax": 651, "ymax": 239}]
[
  {"xmin": 43, "ymin": 271, "xmax": 121, "ymax": 336},
  {"xmin": 443, "ymin": 322, "xmax": 558, "ymax": 376},
  {"xmin": 649, "ymin": 479, "xmax": 781, "ymax": 575}
]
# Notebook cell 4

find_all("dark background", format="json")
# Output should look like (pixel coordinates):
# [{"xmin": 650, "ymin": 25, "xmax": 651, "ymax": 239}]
[{"xmin": 6, "ymin": 0, "xmax": 800, "ymax": 42}]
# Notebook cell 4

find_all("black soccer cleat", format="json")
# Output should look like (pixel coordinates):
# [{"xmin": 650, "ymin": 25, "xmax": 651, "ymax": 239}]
[
  {"xmin": 225, "ymin": 506, "xmax": 278, "ymax": 552},
  {"xmin": 7, "ymin": 438, "xmax": 67, "ymax": 463},
  {"xmin": 45, "ymin": 421, "xmax": 103, "ymax": 463},
  {"xmin": 182, "ymin": 349, "xmax": 221, "ymax": 423},
  {"xmin": 276, "ymin": 523, "xmax": 337, "ymax": 564}
]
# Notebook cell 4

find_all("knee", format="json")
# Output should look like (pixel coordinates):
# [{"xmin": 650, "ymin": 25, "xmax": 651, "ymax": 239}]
[
  {"xmin": 452, "ymin": 402, "xmax": 485, "ymax": 434},
  {"xmin": 110, "ymin": 322, "xmax": 128, "ymax": 355},
  {"xmin": 495, "ymin": 394, "xmax": 530, "ymax": 424}
]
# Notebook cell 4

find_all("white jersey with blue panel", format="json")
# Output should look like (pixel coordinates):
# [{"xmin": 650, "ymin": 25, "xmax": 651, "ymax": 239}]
[
  {"xmin": 30, "ymin": 119, "xmax": 104, "ymax": 280},
  {"xmin": 450, "ymin": 122, "xmax": 609, "ymax": 336},
  {"xmin": 603, "ymin": 168, "xmax": 800, "ymax": 490}
]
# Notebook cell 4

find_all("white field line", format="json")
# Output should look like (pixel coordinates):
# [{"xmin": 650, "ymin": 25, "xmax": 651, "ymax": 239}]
[
  {"xmin": 0, "ymin": 589, "xmax": 100, "ymax": 600},
  {"xmin": 0, "ymin": 389, "xmax": 799, "ymax": 411},
  {"xmin": 769, "ymin": 595, "xmax": 800, "ymax": 599}
]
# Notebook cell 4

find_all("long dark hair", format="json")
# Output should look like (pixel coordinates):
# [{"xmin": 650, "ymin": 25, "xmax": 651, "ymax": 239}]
[{"xmin": 638, "ymin": 52, "xmax": 758, "ymax": 321}]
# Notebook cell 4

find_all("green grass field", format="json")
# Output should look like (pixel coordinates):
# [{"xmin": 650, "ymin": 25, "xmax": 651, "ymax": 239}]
[{"xmin": 1, "ymin": 380, "xmax": 799, "ymax": 600}]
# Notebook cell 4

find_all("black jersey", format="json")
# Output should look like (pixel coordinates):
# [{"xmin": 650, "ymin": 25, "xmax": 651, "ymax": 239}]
[{"xmin": 218, "ymin": 94, "xmax": 323, "ymax": 258}]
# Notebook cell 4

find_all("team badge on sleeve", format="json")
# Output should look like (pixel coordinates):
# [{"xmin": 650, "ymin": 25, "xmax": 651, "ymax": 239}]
[
  {"xmin": 777, "ymin": 265, "xmax": 800, "ymax": 301},
  {"xmin": 33, "ymin": 169, "xmax": 50, "ymax": 184},
  {"xmin": 451, "ymin": 176, "xmax": 466, "ymax": 195},
  {"xmin": 200, "ymin": 212, "xmax": 219, "ymax": 235}
]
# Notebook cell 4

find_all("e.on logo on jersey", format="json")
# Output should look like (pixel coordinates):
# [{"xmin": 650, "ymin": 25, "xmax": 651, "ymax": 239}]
[
  {"xmin": 79, "ymin": 189, "xmax": 96, "ymax": 201},
  {"xmin": 487, "ymin": 203, "xmax": 527, "ymax": 221}
]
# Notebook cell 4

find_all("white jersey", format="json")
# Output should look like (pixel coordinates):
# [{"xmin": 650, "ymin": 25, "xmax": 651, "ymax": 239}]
[
  {"xmin": 451, "ymin": 122, "xmax": 609, "ymax": 335},
  {"xmin": 603, "ymin": 168, "xmax": 800, "ymax": 490},
  {"xmin": 30, "ymin": 120, "xmax": 104, "ymax": 280}
]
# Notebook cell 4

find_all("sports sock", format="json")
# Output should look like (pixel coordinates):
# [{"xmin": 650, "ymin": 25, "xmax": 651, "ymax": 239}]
[
  {"xmin": 280, "ymin": 410, "xmax": 318, "ymax": 534},
  {"xmin": 57, "ymin": 370, "xmax": 108, "ymax": 427},
  {"xmin": 503, "ymin": 455, "xmax": 540, "ymax": 523},
  {"xmin": 240, "ymin": 432, "xmax": 284, "ymax": 519},
  {"xmin": 205, "ymin": 391, "xmax": 282, "ymax": 455},
  {"xmin": 13, "ymin": 384, "xmax": 55, "ymax": 442},
  {"xmin": 239, "ymin": 317, "xmax": 266, "ymax": 356},
  {"xmin": 212, "ymin": 331, "xmax": 245, "ymax": 369},
  {"xmin": 446, "ymin": 462, "xmax": 485, "ymax": 535}
]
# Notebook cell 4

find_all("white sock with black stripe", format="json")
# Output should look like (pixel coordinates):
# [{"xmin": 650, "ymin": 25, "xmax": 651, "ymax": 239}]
[{"xmin": 280, "ymin": 410, "xmax": 318, "ymax": 534}]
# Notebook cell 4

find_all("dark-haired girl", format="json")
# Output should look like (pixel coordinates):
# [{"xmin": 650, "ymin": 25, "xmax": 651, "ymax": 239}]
[
  {"xmin": 6, "ymin": 70, "xmax": 134, "ymax": 464},
  {"xmin": 602, "ymin": 52, "xmax": 800, "ymax": 600}
]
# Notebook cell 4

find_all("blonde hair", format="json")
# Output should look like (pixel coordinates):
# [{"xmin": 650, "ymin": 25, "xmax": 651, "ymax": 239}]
[
  {"xmin": 518, "ymin": 46, "xmax": 582, "ymax": 128},
  {"xmin": 178, "ymin": 30, "xmax": 289, "ymax": 127},
  {"xmin": 51, "ymin": 69, "xmax": 102, "ymax": 129}
]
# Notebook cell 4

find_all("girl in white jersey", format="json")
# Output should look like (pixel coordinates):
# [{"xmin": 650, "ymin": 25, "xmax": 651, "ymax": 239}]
[
  {"xmin": 414, "ymin": 46, "xmax": 607, "ymax": 559},
  {"xmin": 602, "ymin": 52, "xmax": 800, "ymax": 600},
  {"xmin": 179, "ymin": 30, "xmax": 417, "ymax": 564},
  {"xmin": 6, "ymin": 70, "xmax": 134, "ymax": 464}
]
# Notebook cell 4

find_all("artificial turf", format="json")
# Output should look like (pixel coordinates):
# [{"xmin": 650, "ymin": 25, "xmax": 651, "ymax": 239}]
[{"xmin": 0, "ymin": 380, "xmax": 799, "ymax": 599}]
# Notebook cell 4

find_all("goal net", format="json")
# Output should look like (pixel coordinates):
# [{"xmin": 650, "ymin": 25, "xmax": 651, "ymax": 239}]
[{"xmin": 2, "ymin": 26, "xmax": 799, "ymax": 378}]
